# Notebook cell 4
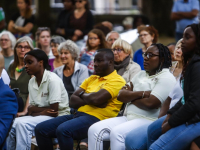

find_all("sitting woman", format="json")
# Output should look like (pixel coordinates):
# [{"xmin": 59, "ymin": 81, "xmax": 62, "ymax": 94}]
[
  {"xmin": 133, "ymin": 25, "xmax": 159, "ymax": 70},
  {"xmin": 7, "ymin": 36, "xmax": 34, "ymax": 117},
  {"xmin": 6, "ymin": 49, "xmax": 70, "ymax": 150},
  {"xmin": 112, "ymin": 39, "xmax": 141, "ymax": 82},
  {"xmin": 50, "ymin": 35, "xmax": 66, "ymax": 70},
  {"xmin": 8, "ymin": 0, "xmax": 34, "ymax": 39},
  {"xmin": 88, "ymin": 43, "xmax": 176, "ymax": 150},
  {"xmin": 54, "ymin": 39, "xmax": 89, "ymax": 98},
  {"xmin": 146, "ymin": 24, "xmax": 200, "ymax": 150}
]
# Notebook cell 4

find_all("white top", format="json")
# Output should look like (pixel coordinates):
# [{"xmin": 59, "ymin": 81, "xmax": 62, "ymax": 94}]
[
  {"xmin": 48, "ymin": 49, "xmax": 55, "ymax": 60},
  {"xmin": 1, "ymin": 69, "xmax": 10, "ymax": 85},
  {"xmin": 28, "ymin": 70, "xmax": 70, "ymax": 116},
  {"xmin": 125, "ymin": 69, "xmax": 176, "ymax": 121},
  {"xmin": 169, "ymin": 77, "xmax": 183, "ymax": 108}
]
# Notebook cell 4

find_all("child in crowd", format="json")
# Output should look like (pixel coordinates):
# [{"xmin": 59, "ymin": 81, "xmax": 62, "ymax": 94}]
[
  {"xmin": 79, "ymin": 29, "xmax": 108, "ymax": 75},
  {"xmin": 6, "ymin": 49, "xmax": 70, "ymax": 150}
]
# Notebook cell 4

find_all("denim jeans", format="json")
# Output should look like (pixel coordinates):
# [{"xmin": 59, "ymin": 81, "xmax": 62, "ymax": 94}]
[
  {"xmin": 125, "ymin": 123, "xmax": 151, "ymax": 150},
  {"xmin": 35, "ymin": 112, "xmax": 99, "ymax": 150},
  {"xmin": 147, "ymin": 115, "xmax": 200, "ymax": 150}
]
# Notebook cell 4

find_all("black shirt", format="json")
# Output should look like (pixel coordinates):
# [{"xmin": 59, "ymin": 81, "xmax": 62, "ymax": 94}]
[{"xmin": 63, "ymin": 73, "xmax": 74, "ymax": 98}]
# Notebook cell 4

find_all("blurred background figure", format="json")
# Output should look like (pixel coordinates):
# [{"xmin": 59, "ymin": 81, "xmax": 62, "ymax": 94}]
[
  {"xmin": 123, "ymin": 16, "xmax": 133, "ymax": 31},
  {"xmin": 0, "ymin": 7, "xmax": 6, "ymax": 33},
  {"xmin": 35, "ymin": 27, "xmax": 54, "ymax": 71},
  {"xmin": 133, "ymin": 25, "xmax": 159, "ymax": 70},
  {"xmin": 167, "ymin": 43, "xmax": 176, "ymax": 62},
  {"xmin": 50, "ymin": 35, "xmax": 66, "ymax": 71},
  {"xmin": 8, "ymin": 0, "xmax": 35, "ymax": 39},
  {"xmin": 7, "ymin": 36, "xmax": 34, "ymax": 117},
  {"xmin": 65, "ymin": 0, "xmax": 94, "ymax": 41},
  {"xmin": 0, "ymin": 31, "xmax": 16, "ymax": 71},
  {"xmin": 106, "ymin": 31, "xmax": 120, "ymax": 48},
  {"xmin": 171, "ymin": 0, "xmax": 199, "ymax": 41},
  {"xmin": 55, "ymin": 0, "xmax": 75, "ymax": 38},
  {"xmin": 79, "ymin": 29, "xmax": 108, "ymax": 75}
]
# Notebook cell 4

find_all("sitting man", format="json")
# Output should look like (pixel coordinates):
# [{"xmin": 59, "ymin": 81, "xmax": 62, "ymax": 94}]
[
  {"xmin": 0, "ymin": 53, "xmax": 18, "ymax": 148},
  {"xmin": 106, "ymin": 31, "xmax": 120, "ymax": 48},
  {"xmin": 35, "ymin": 49, "xmax": 126, "ymax": 150}
]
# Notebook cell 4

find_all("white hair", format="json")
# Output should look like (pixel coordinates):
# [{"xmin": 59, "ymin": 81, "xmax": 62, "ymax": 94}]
[
  {"xmin": 105, "ymin": 31, "xmax": 120, "ymax": 41},
  {"xmin": 0, "ymin": 31, "xmax": 16, "ymax": 49}
]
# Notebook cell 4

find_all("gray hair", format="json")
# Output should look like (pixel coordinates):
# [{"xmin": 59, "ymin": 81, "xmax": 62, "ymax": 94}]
[
  {"xmin": 0, "ymin": 31, "xmax": 16, "ymax": 49},
  {"xmin": 58, "ymin": 40, "xmax": 80, "ymax": 61},
  {"xmin": 106, "ymin": 31, "xmax": 120, "ymax": 41},
  {"xmin": 51, "ymin": 35, "xmax": 66, "ymax": 44},
  {"xmin": 14, "ymin": 36, "xmax": 34, "ymax": 50}
]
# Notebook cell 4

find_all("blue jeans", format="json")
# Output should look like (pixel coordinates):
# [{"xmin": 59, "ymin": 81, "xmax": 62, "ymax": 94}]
[
  {"xmin": 148, "ymin": 115, "xmax": 200, "ymax": 150},
  {"xmin": 35, "ymin": 112, "xmax": 99, "ymax": 150},
  {"xmin": 125, "ymin": 124, "xmax": 150, "ymax": 150}
]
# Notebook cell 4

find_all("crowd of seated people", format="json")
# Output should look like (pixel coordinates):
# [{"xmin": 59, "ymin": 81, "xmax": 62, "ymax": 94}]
[{"xmin": 1, "ymin": 0, "xmax": 200, "ymax": 150}]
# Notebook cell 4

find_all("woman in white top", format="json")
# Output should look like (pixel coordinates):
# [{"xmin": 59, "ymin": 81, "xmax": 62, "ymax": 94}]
[
  {"xmin": 88, "ymin": 43, "xmax": 176, "ymax": 150},
  {"xmin": 6, "ymin": 49, "xmax": 70, "ymax": 150}
]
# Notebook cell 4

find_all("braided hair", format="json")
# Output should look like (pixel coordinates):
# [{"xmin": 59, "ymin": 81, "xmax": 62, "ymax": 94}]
[{"xmin": 151, "ymin": 43, "xmax": 172, "ymax": 72}]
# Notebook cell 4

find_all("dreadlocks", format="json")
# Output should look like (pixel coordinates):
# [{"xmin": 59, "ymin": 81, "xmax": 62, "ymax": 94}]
[{"xmin": 151, "ymin": 43, "xmax": 172, "ymax": 72}]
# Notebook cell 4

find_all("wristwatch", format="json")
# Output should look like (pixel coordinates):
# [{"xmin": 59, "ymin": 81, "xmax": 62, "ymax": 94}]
[{"xmin": 79, "ymin": 91, "xmax": 84, "ymax": 98}]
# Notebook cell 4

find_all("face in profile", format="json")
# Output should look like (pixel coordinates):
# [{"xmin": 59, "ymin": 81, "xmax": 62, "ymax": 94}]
[
  {"xmin": 174, "ymin": 43, "xmax": 182, "ymax": 61},
  {"xmin": 112, "ymin": 47, "xmax": 129, "ymax": 63}
]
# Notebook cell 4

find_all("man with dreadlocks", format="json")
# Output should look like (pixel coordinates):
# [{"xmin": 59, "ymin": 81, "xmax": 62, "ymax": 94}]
[{"xmin": 88, "ymin": 43, "xmax": 176, "ymax": 150}]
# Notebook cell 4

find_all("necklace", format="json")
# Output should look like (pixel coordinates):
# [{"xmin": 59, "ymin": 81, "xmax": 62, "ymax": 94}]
[{"xmin": 16, "ymin": 67, "xmax": 25, "ymax": 73}]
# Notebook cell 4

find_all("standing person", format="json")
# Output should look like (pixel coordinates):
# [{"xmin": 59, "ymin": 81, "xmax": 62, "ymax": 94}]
[
  {"xmin": 88, "ymin": 44, "xmax": 176, "ymax": 150},
  {"xmin": 50, "ymin": 36, "xmax": 66, "ymax": 70},
  {"xmin": 56, "ymin": 0, "xmax": 74, "ymax": 38},
  {"xmin": 0, "ymin": 7, "xmax": 6, "ymax": 32},
  {"xmin": 65, "ymin": 0, "xmax": 94, "ymax": 41},
  {"xmin": 54, "ymin": 40, "xmax": 89, "ymax": 98},
  {"xmin": 35, "ymin": 27, "xmax": 54, "ymax": 71},
  {"xmin": 79, "ymin": 29, "xmax": 108, "ymax": 75},
  {"xmin": 106, "ymin": 31, "xmax": 120, "ymax": 48},
  {"xmin": 8, "ymin": 0, "xmax": 35, "ymax": 39},
  {"xmin": 6, "ymin": 49, "xmax": 70, "ymax": 150},
  {"xmin": 147, "ymin": 24, "xmax": 200, "ymax": 150},
  {"xmin": 7, "ymin": 36, "xmax": 34, "ymax": 117},
  {"xmin": 171, "ymin": 0, "xmax": 199, "ymax": 42},
  {"xmin": 133, "ymin": 25, "xmax": 159, "ymax": 70},
  {"xmin": 35, "ymin": 49, "xmax": 126, "ymax": 150},
  {"xmin": 0, "ymin": 31, "xmax": 16, "ymax": 71},
  {"xmin": 0, "ymin": 53, "xmax": 18, "ymax": 149}
]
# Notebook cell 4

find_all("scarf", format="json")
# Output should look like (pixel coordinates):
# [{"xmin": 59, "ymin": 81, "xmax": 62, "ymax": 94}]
[{"xmin": 114, "ymin": 55, "xmax": 130, "ymax": 76}]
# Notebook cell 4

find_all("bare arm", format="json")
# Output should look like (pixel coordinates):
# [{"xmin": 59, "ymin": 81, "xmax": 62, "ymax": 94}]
[
  {"xmin": 8, "ymin": 20, "xmax": 33, "ymax": 34},
  {"xmin": 171, "ymin": 9, "xmax": 198, "ymax": 20},
  {"xmin": 8, "ymin": 20, "xmax": 15, "ymax": 33},
  {"xmin": 158, "ymin": 97, "xmax": 172, "ymax": 118}
]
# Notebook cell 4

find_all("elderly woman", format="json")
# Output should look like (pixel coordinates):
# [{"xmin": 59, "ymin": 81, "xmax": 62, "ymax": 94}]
[
  {"xmin": 0, "ymin": 31, "xmax": 16, "ymax": 70},
  {"xmin": 7, "ymin": 36, "xmax": 34, "ymax": 117},
  {"xmin": 133, "ymin": 25, "xmax": 159, "ymax": 70},
  {"xmin": 88, "ymin": 43, "xmax": 176, "ymax": 150},
  {"xmin": 53, "ymin": 40, "xmax": 89, "ymax": 98},
  {"xmin": 50, "ymin": 36, "xmax": 66, "ymax": 70},
  {"xmin": 112, "ymin": 39, "xmax": 141, "ymax": 82}
]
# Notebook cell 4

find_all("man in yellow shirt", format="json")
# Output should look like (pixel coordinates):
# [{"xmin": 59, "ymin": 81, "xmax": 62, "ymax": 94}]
[{"xmin": 35, "ymin": 49, "xmax": 126, "ymax": 150}]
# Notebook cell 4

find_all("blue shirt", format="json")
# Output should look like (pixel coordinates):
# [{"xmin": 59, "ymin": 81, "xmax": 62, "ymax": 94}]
[
  {"xmin": 172, "ymin": 0, "xmax": 199, "ymax": 33},
  {"xmin": 133, "ymin": 48, "xmax": 144, "ymax": 70}
]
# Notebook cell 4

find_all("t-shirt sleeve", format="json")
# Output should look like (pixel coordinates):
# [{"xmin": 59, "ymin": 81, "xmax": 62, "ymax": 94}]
[
  {"xmin": 26, "ymin": 15, "xmax": 35, "ymax": 24},
  {"xmin": 151, "ymin": 77, "xmax": 176, "ymax": 104},
  {"xmin": 28, "ymin": 81, "xmax": 35, "ymax": 105},
  {"xmin": 80, "ymin": 76, "xmax": 90, "ymax": 90},
  {"xmin": 11, "ymin": 13, "xmax": 19, "ymax": 22},
  {"xmin": 192, "ymin": 0, "xmax": 200, "ymax": 10},
  {"xmin": 102, "ymin": 78, "xmax": 126, "ymax": 98}
]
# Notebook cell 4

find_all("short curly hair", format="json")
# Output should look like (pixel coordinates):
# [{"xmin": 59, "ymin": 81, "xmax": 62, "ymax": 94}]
[
  {"xmin": 57, "ymin": 40, "xmax": 79, "ymax": 61},
  {"xmin": 137, "ymin": 25, "xmax": 159, "ymax": 43}
]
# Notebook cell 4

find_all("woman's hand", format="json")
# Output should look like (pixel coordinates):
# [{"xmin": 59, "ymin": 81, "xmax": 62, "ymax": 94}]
[
  {"xmin": 16, "ymin": 111, "xmax": 28, "ymax": 117},
  {"xmin": 74, "ymin": 29, "xmax": 83, "ymax": 36},
  {"xmin": 122, "ymin": 82, "xmax": 133, "ymax": 91},
  {"xmin": 40, "ymin": 109, "xmax": 58, "ymax": 117}
]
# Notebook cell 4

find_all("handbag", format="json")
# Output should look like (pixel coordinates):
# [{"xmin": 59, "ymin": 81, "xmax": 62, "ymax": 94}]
[{"xmin": 12, "ymin": 88, "xmax": 24, "ymax": 112}]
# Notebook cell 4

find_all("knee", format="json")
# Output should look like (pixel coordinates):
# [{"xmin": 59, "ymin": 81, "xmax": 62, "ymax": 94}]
[
  {"xmin": 56, "ymin": 124, "xmax": 70, "ymax": 139},
  {"xmin": 35, "ymin": 123, "xmax": 44, "ymax": 137},
  {"xmin": 88, "ymin": 123, "xmax": 104, "ymax": 140},
  {"xmin": 125, "ymin": 133, "xmax": 134, "ymax": 150},
  {"xmin": 110, "ymin": 126, "xmax": 121, "ymax": 141}
]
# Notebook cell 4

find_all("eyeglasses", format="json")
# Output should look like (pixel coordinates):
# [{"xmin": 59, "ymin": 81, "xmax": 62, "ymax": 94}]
[
  {"xmin": 88, "ymin": 37, "xmax": 99, "ymax": 40},
  {"xmin": 112, "ymin": 48, "xmax": 123, "ymax": 53},
  {"xmin": 75, "ymin": 0, "xmax": 85, "ymax": 3},
  {"xmin": 138, "ymin": 34, "xmax": 150, "ymax": 37},
  {"xmin": 142, "ymin": 52, "xmax": 159, "ymax": 59},
  {"xmin": 16, "ymin": 45, "xmax": 30, "ymax": 50},
  {"xmin": 0, "ymin": 39, "xmax": 9, "ymax": 42}
]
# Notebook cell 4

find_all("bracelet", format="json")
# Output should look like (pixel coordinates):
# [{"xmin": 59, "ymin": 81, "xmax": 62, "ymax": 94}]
[{"xmin": 142, "ymin": 91, "xmax": 145, "ymax": 99}]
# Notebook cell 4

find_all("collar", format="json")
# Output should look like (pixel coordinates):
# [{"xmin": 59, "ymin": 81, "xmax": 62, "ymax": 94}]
[
  {"xmin": 94, "ymin": 70, "xmax": 117, "ymax": 80},
  {"xmin": 0, "ymin": 78, "xmax": 4, "ymax": 87},
  {"xmin": 33, "ymin": 69, "xmax": 48, "ymax": 89},
  {"xmin": 146, "ymin": 68, "xmax": 169, "ymax": 78},
  {"xmin": 74, "ymin": 61, "xmax": 80, "ymax": 73}
]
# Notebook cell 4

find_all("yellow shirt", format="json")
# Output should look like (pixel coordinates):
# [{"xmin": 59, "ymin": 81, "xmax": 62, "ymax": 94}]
[{"xmin": 78, "ymin": 70, "xmax": 126, "ymax": 120}]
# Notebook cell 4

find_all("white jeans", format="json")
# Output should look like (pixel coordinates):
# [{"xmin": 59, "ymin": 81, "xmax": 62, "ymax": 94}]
[
  {"xmin": 88, "ymin": 116, "xmax": 153, "ymax": 150},
  {"xmin": 6, "ymin": 115, "xmax": 53, "ymax": 150}
]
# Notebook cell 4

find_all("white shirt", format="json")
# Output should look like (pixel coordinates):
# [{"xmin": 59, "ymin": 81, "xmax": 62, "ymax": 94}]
[
  {"xmin": 28, "ymin": 70, "xmax": 70, "ymax": 116},
  {"xmin": 125, "ymin": 69, "xmax": 176, "ymax": 121},
  {"xmin": 1, "ymin": 69, "xmax": 10, "ymax": 85}
]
